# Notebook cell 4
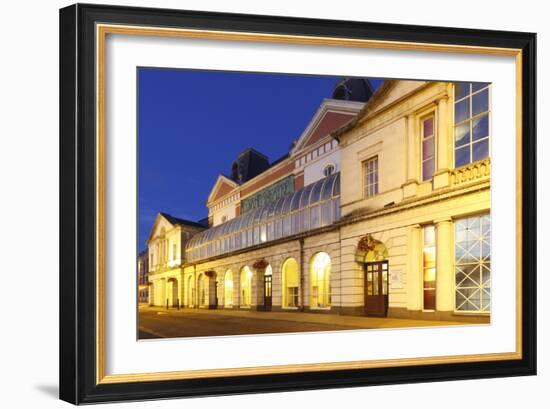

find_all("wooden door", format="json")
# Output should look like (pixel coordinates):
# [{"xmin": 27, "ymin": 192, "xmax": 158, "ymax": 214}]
[
  {"xmin": 264, "ymin": 275, "xmax": 272, "ymax": 311},
  {"xmin": 364, "ymin": 261, "xmax": 389, "ymax": 316}
]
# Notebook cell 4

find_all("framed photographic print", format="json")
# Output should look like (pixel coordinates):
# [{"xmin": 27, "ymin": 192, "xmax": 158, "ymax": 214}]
[{"xmin": 59, "ymin": 3, "xmax": 537, "ymax": 404}]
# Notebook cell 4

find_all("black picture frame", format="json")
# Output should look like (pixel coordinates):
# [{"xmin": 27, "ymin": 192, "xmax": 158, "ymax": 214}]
[{"xmin": 59, "ymin": 3, "xmax": 536, "ymax": 405}]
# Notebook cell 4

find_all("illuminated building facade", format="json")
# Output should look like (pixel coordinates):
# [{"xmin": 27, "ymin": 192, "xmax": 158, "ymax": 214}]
[{"xmin": 145, "ymin": 78, "xmax": 491, "ymax": 322}]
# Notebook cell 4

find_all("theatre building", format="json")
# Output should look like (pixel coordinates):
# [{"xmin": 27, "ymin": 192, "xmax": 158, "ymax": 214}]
[{"xmin": 145, "ymin": 78, "xmax": 491, "ymax": 322}]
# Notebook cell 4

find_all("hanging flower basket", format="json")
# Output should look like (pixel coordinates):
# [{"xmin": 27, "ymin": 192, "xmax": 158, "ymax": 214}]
[
  {"xmin": 252, "ymin": 259, "xmax": 269, "ymax": 271},
  {"xmin": 357, "ymin": 234, "xmax": 377, "ymax": 252},
  {"xmin": 204, "ymin": 270, "xmax": 216, "ymax": 278}
]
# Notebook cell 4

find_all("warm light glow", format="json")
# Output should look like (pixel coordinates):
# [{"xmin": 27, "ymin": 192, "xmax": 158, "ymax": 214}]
[
  {"xmin": 310, "ymin": 252, "xmax": 331, "ymax": 308},
  {"xmin": 282, "ymin": 258, "xmax": 299, "ymax": 308},
  {"xmin": 224, "ymin": 270, "xmax": 233, "ymax": 307},
  {"xmin": 240, "ymin": 266, "xmax": 252, "ymax": 307}
]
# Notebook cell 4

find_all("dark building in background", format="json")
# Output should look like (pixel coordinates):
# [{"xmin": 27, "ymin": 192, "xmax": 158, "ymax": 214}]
[{"xmin": 138, "ymin": 249, "xmax": 149, "ymax": 304}]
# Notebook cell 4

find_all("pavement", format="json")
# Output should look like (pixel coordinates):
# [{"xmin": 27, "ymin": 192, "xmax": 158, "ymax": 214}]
[{"xmin": 138, "ymin": 305, "xmax": 473, "ymax": 339}]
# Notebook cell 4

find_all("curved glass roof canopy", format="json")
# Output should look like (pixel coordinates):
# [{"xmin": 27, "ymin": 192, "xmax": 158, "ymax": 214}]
[{"xmin": 186, "ymin": 173, "xmax": 341, "ymax": 263}]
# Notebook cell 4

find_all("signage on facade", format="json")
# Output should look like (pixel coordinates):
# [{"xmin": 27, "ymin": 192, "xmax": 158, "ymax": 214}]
[
  {"xmin": 389, "ymin": 269, "xmax": 403, "ymax": 289},
  {"xmin": 241, "ymin": 175, "xmax": 294, "ymax": 214}
]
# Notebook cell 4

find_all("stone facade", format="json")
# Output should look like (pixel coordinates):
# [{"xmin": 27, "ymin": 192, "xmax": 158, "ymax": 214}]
[{"xmin": 146, "ymin": 79, "xmax": 491, "ymax": 323}]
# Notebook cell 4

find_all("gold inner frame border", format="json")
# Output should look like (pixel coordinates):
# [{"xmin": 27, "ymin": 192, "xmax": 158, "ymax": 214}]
[{"xmin": 95, "ymin": 23, "xmax": 523, "ymax": 385}]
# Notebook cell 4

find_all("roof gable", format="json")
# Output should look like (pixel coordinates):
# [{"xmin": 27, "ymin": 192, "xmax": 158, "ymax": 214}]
[
  {"xmin": 207, "ymin": 175, "xmax": 239, "ymax": 204},
  {"xmin": 147, "ymin": 213, "xmax": 176, "ymax": 243},
  {"xmin": 291, "ymin": 99, "xmax": 364, "ymax": 155},
  {"xmin": 333, "ymin": 80, "xmax": 429, "ymax": 141}
]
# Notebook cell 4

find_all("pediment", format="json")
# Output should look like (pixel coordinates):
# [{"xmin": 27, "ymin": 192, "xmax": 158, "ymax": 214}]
[
  {"xmin": 291, "ymin": 99, "xmax": 363, "ymax": 155},
  {"xmin": 207, "ymin": 175, "xmax": 239, "ymax": 204},
  {"xmin": 147, "ymin": 213, "xmax": 175, "ymax": 243}
]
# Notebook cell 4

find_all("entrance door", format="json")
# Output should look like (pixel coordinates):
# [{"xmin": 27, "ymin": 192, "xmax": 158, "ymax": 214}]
[
  {"xmin": 264, "ymin": 274, "xmax": 272, "ymax": 311},
  {"xmin": 364, "ymin": 261, "xmax": 389, "ymax": 317}
]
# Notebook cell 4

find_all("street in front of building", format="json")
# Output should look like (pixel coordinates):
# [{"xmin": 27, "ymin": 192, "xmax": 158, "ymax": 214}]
[{"xmin": 138, "ymin": 305, "xmax": 472, "ymax": 339}]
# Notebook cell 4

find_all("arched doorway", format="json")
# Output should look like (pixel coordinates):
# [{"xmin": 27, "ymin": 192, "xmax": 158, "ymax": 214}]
[
  {"xmin": 282, "ymin": 258, "xmax": 299, "ymax": 308},
  {"xmin": 224, "ymin": 270, "xmax": 234, "ymax": 308},
  {"xmin": 356, "ymin": 234, "xmax": 389, "ymax": 317},
  {"xmin": 264, "ymin": 265, "xmax": 272, "ymax": 311},
  {"xmin": 240, "ymin": 266, "xmax": 252, "ymax": 307},
  {"xmin": 310, "ymin": 252, "xmax": 331, "ymax": 308},
  {"xmin": 198, "ymin": 274, "xmax": 207, "ymax": 307},
  {"xmin": 187, "ymin": 275, "xmax": 195, "ymax": 307},
  {"xmin": 167, "ymin": 277, "xmax": 179, "ymax": 307}
]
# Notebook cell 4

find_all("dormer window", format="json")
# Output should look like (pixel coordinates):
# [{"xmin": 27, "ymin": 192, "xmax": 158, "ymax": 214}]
[{"xmin": 323, "ymin": 164, "xmax": 335, "ymax": 177}]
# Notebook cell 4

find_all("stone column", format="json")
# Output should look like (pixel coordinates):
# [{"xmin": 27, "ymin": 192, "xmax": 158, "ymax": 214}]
[
  {"xmin": 148, "ymin": 282, "xmax": 154, "ymax": 306},
  {"xmin": 403, "ymin": 115, "xmax": 419, "ymax": 198},
  {"xmin": 406, "ymin": 224, "xmax": 423, "ymax": 311},
  {"xmin": 435, "ymin": 218, "xmax": 454, "ymax": 312},
  {"xmin": 255, "ymin": 268, "xmax": 265, "ymax": 311},
  {"xmin": 433, "ymin": 95, "xmax": 451, "ymax": 189}
]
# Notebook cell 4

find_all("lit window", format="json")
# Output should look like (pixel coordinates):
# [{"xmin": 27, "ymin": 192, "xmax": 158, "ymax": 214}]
[
  {"xmin": 455, "ymin": 214, "xmax": 491, "ymax": 312},
  {"xmin": 240, "ymin": 266, "xmax": 252, "ymax": 307},
  {"xmin": 363, "ymin": 156, "xmax": 379, "ymax": 198},
  {"xmin": 310, "ymin": 252, "xmax": 331, "ymax": 308},
  {"xmin": 423, "ymin": 225, "xmax": 436, "ymax": 310},
  {"xmin": 282, "ymin": 258, "xmax": 299, "ymax": 308},
  {"xmin": 323, "ymin": 164, "xmax": 335, "ymax": 177},
  {"xmin": 454, "ymin": 82, "xmax": 490, "ymax": 167},
  {"xmin": 198, "ymin": 274, "xmax": 207, "ymax": 306},
  {"xmin": 421, "ymin": 116, "xmax": 436, "ymax": 181},
  {"xmin": 224, "ymin": 270, "xmax": 233, "ymax": 307}
]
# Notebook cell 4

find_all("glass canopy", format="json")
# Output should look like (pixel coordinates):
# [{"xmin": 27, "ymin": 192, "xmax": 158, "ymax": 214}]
[{"xmin": 186, "ymin": 173, "xmax": 341, "ymax": 262}]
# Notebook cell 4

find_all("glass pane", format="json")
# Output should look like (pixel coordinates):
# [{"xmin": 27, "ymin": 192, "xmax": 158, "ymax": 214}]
[
  {"xmin": 281, "ymin": 194, "xmax": 292, "ymax": 214},
  {"xmin": 472, "ymin": 139, "xmax": 489, "ymax": 162},
  {"xmin": 423, "ymin": 117, "xmax": 434, "ymax": 137},
  {"xmin": 423, "ymin": 137, "xmax": 435, "ymax": 159},
  {"xmin": 290, "ymin": 191, "xmax": 302, "ymax": 211},
  {"xmin": 422, "ymin": 158, "xmax": 435, "ymax": 181},
  {"xmin": 454, "ymin": 98, "xmax": 470, "ymax": 123},
  {"xmin": 455, "ymin": 121, "xmax": 471, "ymax": 148},
  {"xmin": 455, "ymin": 145, "xmax": 470, "ymax": 167},
  {"xmin": 299, "ymin": 184, "xmax": 315, "ymax": 208},
  {"xmin": 472, "ymin": 82, "xmax": 489, "ymax": 92},
  {"xmin": 424, "ymin": 225, "xmax": 435, "ymax": 246},
  {"xmin": 310, "ymin": 205, "xmax": 320, "ymax": 229},
  {"xmin": 332, "ymin": 173, "xmax": 340, "ymax": 196},
  {"xmin": 309, "ymin": 179, "xmax": 323, "ymax": 204},
  {"xmin": 455, "ymin": 82, "xmax": 470, "ymax": 100},
  {"xmin": 320, "ymin": 173, "xmax": 335, "ymax": 201},
  {"xmin": 472, "ymin": 89, "xmax": 489, "ymax": 116},
  {"xmin": 301, "ymin": 208, "xmax": 310, "ymax": 231},
  {"xmin": 472, "ymin": 114, "xmax": 489, "ymax": 141},
  {"xmin": 321, "ymin": 202, "xmax": 331, "ymax": 225}
]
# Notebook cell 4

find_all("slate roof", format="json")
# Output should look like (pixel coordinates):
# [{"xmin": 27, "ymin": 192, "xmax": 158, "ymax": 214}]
[{"xmin": 160, "ymin": 212, "xmax": 207, "ymax": 229}]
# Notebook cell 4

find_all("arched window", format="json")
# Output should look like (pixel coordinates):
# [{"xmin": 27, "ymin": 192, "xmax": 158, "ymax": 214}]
[
  {"xmin": 198, "ymin": 274, "xmax": 207, "ymax": 306},
  {"xmin": 282, "ymin": 258, "xmax": 299, "ymax": 308},
  {"xmin": 224, "ymin": 270, "xmax": 233, "ymax": 307},
  {"xmin": 310, "ymin": 252, "xmax": 331, "ymax": 308},
  {"xmin": 323, "ymin": 163, "xmax": 336, "ymax": 177},
  {"xmin": 240, "ymin": 266, "xmax": 252, "ymax": 307}
]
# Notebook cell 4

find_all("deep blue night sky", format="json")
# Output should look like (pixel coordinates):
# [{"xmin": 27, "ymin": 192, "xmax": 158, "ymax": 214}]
[{"xmin": 138, "ymin": 68, "xmax": 381, "ymax": 251}]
